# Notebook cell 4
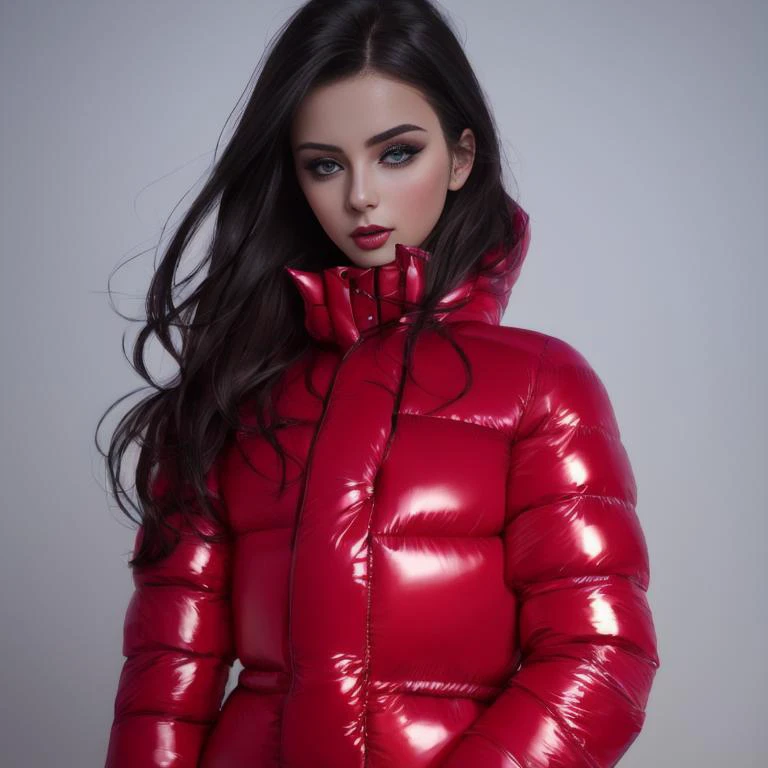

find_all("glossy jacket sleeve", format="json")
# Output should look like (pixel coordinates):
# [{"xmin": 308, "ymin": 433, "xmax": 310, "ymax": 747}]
[
  {"xmin": 104, "ymin": 463, "xmax": 236, "ymax": 768},
  {"xmin": 440, "ymin": 336, "xmax": 660, "ymax": 767}
]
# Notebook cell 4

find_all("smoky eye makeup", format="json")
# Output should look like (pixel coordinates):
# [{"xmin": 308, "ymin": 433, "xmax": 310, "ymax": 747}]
[{"xmin": 303, "ymin": 142, "xmax": 425, "ymax": 180}]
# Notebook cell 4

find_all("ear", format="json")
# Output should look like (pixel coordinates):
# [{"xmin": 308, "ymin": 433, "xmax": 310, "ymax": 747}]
[{"xmin": 448, "ymin": 128, "xmax": 476, "ymax": 192}]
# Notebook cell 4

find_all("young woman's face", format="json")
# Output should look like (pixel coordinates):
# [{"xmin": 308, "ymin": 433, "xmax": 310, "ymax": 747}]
[{"xmin": 291, "ymin": 71, "xmax": 475, "ymax": 267}]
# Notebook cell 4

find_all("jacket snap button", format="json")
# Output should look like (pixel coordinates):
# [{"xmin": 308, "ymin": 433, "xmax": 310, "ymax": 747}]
[
  {"xmin": 340, "ymin": 269, "xmax": 348, "ymax": 279},
  {"xmin": 367, "ymin": 315, "xmax": 373, "ymax": 321}
]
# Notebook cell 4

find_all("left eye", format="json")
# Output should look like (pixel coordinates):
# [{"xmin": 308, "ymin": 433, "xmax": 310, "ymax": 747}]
[
  {"xmin": 382, "ymin": 145, "xmax": 413, "ymax": 164},
  {"xmin": 306, "ymin": 143, "xmax": 422, "ymax": 178}
]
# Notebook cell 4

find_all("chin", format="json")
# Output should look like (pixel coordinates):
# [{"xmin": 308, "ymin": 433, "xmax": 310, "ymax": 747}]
[{"xmin": 345, "ymin": 248, "xmax": 397, "ymax": 268}]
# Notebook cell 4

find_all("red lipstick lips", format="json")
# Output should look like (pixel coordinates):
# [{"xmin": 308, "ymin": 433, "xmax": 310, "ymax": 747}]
[{"xmin": 351, "ymin": 224, "xmax": 393, "ymax": 251}]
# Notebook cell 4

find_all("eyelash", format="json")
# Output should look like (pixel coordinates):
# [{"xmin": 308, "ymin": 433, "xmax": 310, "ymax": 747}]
[{"xmin": 305, "ymin": 143, "xmax": 423, "ymax": 180}]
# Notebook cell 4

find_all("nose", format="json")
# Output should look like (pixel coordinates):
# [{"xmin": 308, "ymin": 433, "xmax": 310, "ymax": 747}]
[{"xmin": 347, "ymin": 165, "xmax": 378, "ymax": 211}]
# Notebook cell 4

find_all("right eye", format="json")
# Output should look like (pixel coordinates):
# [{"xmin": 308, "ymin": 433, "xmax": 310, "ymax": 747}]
[{"xmin": 305, "ymin": 158, "xmax": 341, "ymax": 178}]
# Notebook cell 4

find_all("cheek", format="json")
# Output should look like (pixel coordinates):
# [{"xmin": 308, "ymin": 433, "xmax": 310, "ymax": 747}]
[
  {"xmin": 301, "ymin": 182, "xmax": 337, "ymax": 228},
  {"xmin": 295, "ymin": 163, "xmax": 328, "ymax": 215},
  {"xmin": 394, "ymin": 160, "xmax": 449, "ymax": 217}
]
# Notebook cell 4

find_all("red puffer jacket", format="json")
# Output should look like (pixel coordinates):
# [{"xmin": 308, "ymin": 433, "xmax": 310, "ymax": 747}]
[{"xmin": 106, "ymin": 200, "xmax": 659, "ymax": 767}]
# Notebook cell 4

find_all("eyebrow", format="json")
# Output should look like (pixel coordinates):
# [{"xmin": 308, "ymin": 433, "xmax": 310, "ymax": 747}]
[{"xmin": 295, "ymin": 123, "xmax": 427, "ymax": 152}]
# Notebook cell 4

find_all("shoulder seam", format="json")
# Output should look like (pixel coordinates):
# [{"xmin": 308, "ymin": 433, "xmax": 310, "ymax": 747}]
[{"xmin": 509, "ymin": 335, "xmax": 552, "ymax": 444}]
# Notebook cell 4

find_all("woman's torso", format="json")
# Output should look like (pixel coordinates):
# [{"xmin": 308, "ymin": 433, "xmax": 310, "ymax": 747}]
[{"xmin": 200, "ymin": 320, "xmax": 544, "ymax": 767}]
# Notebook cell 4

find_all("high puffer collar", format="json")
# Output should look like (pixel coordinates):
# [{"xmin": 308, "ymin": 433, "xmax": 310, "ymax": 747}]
[{"xmin": 284, "ymin": 200, "xmax": 530, "ymax": 351}]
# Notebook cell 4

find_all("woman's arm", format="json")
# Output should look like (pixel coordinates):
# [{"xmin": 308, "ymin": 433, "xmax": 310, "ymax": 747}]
[
  {"xmin": 105, "ymin": 463, "xmax": 236, "ymax": 768},
  {"xmin": 440, "ymin": 335, "xmax": 660, "ymax": 767}
]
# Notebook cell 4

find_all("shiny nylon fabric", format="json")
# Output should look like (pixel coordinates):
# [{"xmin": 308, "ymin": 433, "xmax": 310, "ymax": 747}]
[{"xmin": 105, "ymin": 200, "xmax": 659, "ymax": 767}]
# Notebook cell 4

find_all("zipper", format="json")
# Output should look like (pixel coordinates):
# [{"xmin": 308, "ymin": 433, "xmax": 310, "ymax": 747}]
[{"xmin": 277, "ymin": 335, "xmax": 365, "ymax": 768}]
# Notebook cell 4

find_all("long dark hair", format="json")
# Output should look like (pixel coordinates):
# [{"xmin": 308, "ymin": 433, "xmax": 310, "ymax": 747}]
[{"xmin": 96, "ymin": 0, "xmax": 523, "ymax": 569}]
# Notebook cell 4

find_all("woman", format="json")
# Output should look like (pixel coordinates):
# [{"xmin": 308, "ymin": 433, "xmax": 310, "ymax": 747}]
[{"xmin": 101, "ymin": 1, "xmax": 660, "ymax": 766}]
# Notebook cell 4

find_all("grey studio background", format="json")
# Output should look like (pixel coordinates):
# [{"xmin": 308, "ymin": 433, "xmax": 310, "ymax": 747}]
[{"xmin": 1, "ymin": 1, "xmax": 765, "ymax": 765}]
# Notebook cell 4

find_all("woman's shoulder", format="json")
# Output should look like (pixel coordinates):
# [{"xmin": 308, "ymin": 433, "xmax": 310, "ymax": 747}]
[
  {"xmin": 454, "ymin": 321, "xmax": 594, "ymax": 371},
  {"xmin": 452, "ymin": 323, "xmax": 615, "ymax": 420}
]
